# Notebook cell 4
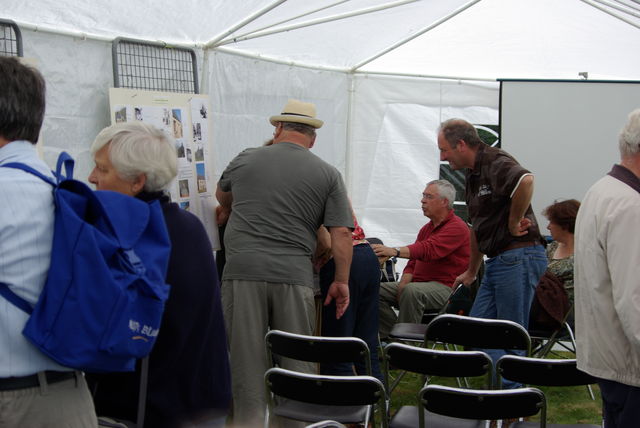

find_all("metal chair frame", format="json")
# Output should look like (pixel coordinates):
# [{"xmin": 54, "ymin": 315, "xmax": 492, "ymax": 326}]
[
  {"xmin": 264, "ymin": 368, "xmax": 388, "ymax": 428},
  {"xmin": 264, "ymin": 330, "xmax": 379, "ymax": 426},
  {"xmin": 419, "ymin": 384, "xmax": 546, "ymax": 428}
]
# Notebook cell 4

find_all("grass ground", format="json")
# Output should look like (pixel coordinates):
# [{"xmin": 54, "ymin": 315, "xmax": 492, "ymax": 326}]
[{"xmin": 382, "ymin": 346, "xmax": 603, "ymax": 426}]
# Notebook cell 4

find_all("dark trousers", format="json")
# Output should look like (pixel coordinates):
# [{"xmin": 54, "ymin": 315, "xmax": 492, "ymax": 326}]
[
  {"xmin": 598, "ymin": 377, "xmax": 640, "ymax": 428},
  {"xmin": 319, "ymin": 243, "xmax": 383, "ymax": 381}
]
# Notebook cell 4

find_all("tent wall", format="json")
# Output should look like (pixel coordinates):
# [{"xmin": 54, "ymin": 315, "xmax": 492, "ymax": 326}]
[
  {"xmin": 205, "ymin": 50, "xmax": 350, "ymax": 179},
  {"xmin": 16, "ymin": 28, "xmax": 501, "ymax": 261},
  {"xmin": 350, "ymin": 75, "xmax": 498, "ymax": 252},
  {"xmin": 19, "ymin": 29, "xmax": 207, "ymax": 182}
]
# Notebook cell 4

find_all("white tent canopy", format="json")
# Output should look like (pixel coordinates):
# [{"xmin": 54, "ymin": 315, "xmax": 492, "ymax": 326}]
[{"xmin": 3, "ymin": 0, "xmax": 640, "ymax": 251}]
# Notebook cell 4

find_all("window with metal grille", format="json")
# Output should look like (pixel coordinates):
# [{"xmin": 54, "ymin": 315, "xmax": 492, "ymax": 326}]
[
  {"xmin": 112, "ymin": 37, "xmax": 199, "ymax": 94},
  {"xmin": 0, "ymin": 19, "xmax": 23, "ymax": 57}
]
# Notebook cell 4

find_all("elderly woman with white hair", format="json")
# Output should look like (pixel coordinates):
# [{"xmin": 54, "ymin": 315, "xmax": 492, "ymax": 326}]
[{"xmin": 86, "ymin": 121, "xmax": 231, "ymax": 428}]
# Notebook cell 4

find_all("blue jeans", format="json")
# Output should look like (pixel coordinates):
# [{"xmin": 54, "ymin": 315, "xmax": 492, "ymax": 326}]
[
  {"xmin": 319, "ymin": 244, "xmax": 383, "ymax": 382},
  {"xmin": 470, "ymin": 244, "xmax": 547, "ymax": 388}
]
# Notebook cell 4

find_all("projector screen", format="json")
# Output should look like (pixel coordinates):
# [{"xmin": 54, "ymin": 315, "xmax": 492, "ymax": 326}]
[{"xmin": 499, "ymin": 79, "xmax": 640, "ymax": 222}]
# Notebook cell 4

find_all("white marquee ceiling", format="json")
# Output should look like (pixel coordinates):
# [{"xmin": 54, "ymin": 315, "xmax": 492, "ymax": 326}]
[{"xmin": 4, "ymin": 0, "xmax": 640, "ymax": 80}]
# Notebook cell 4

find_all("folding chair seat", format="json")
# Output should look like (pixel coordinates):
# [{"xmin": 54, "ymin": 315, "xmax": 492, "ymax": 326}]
[
  {"xmin": 305, "ymin": 420, "xmax": 347, "ymax": 428},
  {"xmin": 388, "ymin": 262, "xmax": 483, "ymax": 345},
  {"xmin": 264, "ymin": 330, "xmax": 382, "ymax": 426},
  {"xmin": 418, "ymin": 384, "xmax": 546, "ymax": 428},
  {"xmin": 383, "ymin": 343, "xmax": 493, "ymax": 428},
  {"xmin": 497, "ymin": 355, "xmax": 600, "ymax": 427},
  {"xmin": 265, "ymin": 368, "xmax": 388, "ymax": 428}
]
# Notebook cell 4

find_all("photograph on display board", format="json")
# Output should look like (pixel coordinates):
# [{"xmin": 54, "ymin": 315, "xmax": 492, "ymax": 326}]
[
  {"xmin": 179, "ymin": 179, "xmax": 190, "ymax": 198},
  {"xmin": 172, "ymin": 109, "xmax": 183, "ymax": 138},
  {"xmin": 196, "ymin": 163, "xmax": 207, "ymax": 193}
]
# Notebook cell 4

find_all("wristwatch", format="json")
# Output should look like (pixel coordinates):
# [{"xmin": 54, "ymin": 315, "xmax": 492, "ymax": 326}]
[{"xmin": 393, "ymin": 247, "xmax": 401, "ymax": 257}]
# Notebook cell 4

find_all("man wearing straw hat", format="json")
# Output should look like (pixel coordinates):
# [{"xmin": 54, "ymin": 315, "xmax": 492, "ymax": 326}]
[{"xmin": 216, "ymin": 99, "xmax": 353, "ymax": 427}]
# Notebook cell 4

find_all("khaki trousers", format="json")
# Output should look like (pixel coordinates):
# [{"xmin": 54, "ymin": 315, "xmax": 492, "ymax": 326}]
[
  {"xmin": 221, "ymin": 279, "xmax": 316, "ymax": 428},
  {"xmin": 0, "ymin": 373, "xmax": 97, "ymax": 428},
  {"xmin": 378, "ymin": 281, "xmax": 451, "ymax": 339}
]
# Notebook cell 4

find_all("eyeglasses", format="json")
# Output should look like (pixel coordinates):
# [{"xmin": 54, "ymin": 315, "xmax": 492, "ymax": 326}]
[{"xmin": 422, "ymin": 193, "xmax": 439, "ymax": 200}]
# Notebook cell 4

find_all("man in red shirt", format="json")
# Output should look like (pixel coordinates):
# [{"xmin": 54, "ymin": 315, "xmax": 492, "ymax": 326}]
[{"xmin": 373, "ymin": 179, "xmax": 470, "ymax": 339}]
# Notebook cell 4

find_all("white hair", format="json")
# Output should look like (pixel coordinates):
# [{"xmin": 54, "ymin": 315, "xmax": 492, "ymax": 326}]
[
  {"xmin": 427, "ymin": 179, "xmax": 456, "ymax": 209},
  {"xmin": 619, "ymin": 108, "xmax": 640, "ymax": 158},
  {"xmin": 91, "ymin": 121, "xmax": 177, "ymax": 192}
]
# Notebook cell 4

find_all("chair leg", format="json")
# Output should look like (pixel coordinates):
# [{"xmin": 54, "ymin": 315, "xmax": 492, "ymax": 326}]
[{"xmin": 587, "ymin": 384, "xmax": 595, "ymax": 400}]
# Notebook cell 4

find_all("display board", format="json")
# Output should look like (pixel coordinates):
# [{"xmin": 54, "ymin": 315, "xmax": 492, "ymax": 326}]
[
  {"xmin": 109, "ymin": 88, "xmax": 219, "ymax": 249},
  {"xmin": 500, "ymin": 79, "xmax": 640, "ymax": 218}
]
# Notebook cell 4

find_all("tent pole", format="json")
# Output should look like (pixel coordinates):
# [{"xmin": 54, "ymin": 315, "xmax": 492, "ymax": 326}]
[
  {"xmin": 228, "ymin": 0, "xmax": 352, "ymax": 41},
  {"xmin": 215, "ymin": 0, "xmax": 420, "ymax": 47},
  {"xmin": 344, "ymin": 73, "xmax": 356, "ymax": 194},
  {"xmin": 579, "ymin": 0, "xmax": 640, "ymax": 29},
  {"xmin": 349, "ymin": 0, "xmax": 482, "ymax": 72},
  {"xmin": 204, "ymin": 0, "xmax": 288, "ymax": 49}
]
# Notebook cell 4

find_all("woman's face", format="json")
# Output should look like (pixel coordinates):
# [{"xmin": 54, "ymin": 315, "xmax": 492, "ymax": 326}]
[
  {"xmin": 88, "ymin": 144, "xmax": 139, "ymax": 196},
  {"xmin": 546, "ymin": 220, "xmax": 564, "ymax": 241}
]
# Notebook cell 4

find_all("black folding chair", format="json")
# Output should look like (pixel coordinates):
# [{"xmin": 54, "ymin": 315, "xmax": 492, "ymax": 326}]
[
  {"xmin": 418, "ymin": 384, "xmax": 546, "ymax": 428},
  {"xmin": 383, "ymin": 343, "xmax": 493, "ymax": 428},
  {"xmin": 529, "ymin": 303, "xmax": 577, "ymax": 359},
  {"xmin": 265, "ymin": 368, "xmax": 388, "ymax": 428},
  {"xmin": 497, "ymin": 355, "xmax": 600, "ymax": 424},
  {"xmin": 388, "ymin": 284, "xmax": 466, "ymax": 344},
  {"xmin": 265, "ymin": 330, "xmax": 379, "ymax": 426},
  {"xmin": 424, "ymin": 314, "xmax": 532, "ymax": 356}
]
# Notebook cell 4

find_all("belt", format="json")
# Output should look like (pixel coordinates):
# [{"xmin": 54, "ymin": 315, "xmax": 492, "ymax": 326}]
[
  {"xmin": 0, "ymin": 370, "xmax": 76, "ymax": 391},
  {"xmin": 488, "ymin": 240, "xmax": 537, "ymax": 258}
]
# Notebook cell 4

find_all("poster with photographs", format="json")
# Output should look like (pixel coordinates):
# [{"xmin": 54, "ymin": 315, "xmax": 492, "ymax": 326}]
[{"xmin": 108, "ymin": 88, "xmax": 219, "ymax": 249}]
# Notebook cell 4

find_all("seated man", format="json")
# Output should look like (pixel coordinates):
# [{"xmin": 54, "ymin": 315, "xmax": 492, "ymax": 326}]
[{"xmin": 373, "ymin": 179, "xmax": 470, "ymax": 339}]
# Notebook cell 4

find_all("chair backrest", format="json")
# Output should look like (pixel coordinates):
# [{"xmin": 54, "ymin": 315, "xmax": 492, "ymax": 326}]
[
  {"xmin": 264, "ymin": 368, "xmax": 388, "ymax": 427},
  {"xmin": 419, "ymin": 384, "xmax": 546, "ymax": 427},
  {"xmin": 383, "ymin": 343, "xmax": 493, "ymax": 391},
  {"xmin": 424, "ymin": 314, "xmax": 532, "ymax": 355},
  {"xmin": 497, "ymin": 356, "xmax": 598, "ymax": 388},
  {"xmin": 265, "ymin": 329, "xmax": 372, "ymax": 375}
]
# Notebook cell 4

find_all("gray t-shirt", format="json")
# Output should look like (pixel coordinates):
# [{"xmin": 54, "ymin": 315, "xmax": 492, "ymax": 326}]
[{"xmin": 219, "ymin": 142, "xmax": 353, "ymax": 287}]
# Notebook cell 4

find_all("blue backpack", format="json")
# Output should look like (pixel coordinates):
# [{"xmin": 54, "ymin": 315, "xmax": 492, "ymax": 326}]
[{"xmin": 0, "ymin": 152, "xmax": 171, "ymax": 372}]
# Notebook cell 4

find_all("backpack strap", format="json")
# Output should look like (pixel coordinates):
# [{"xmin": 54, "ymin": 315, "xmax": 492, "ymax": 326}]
[
  {"xmin": 0, "ymin": 282, "xmax": 34, "ymax": 314},
  {"xmin": 1, "ymin": 162, "xmax": 56, "ymax": 187},
  {"xmin": 1, "ymin": 151, "xmax": 75, "ymax": 186}
]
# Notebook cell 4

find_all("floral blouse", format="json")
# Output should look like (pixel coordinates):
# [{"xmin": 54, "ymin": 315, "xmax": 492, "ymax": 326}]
[{"xmin": 545, "ymin": 241, "xmax": 574, "ymax": 304}]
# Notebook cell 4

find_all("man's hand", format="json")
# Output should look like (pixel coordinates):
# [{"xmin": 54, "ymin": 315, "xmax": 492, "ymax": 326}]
[
  {"xmin": 453, "ymin": 270, "xmax": 476, "ymax": 288},
  {"xmin": 324, "ymin": 281, "xmax": 350, "ymax": 319},
  {"xmin": 215, "ymin": 205, "xmax": 231, "ymax": 226},
  {"xmin": 371, "ymin": 244, "xmax": 392, "ymax": 258},
  {"xmin": 509, "ymin": 217, "xmax": 531, "ymax": 237}
]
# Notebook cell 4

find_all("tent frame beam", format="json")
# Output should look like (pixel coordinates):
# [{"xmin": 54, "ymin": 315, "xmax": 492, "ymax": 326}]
[
  {"xmin": 580, "ymin": 0, "xmax": 640, "ymax": 29},
  {"xmin": 349, "ymin": 0, "xmax": 482, "ymax": 72},
  {"xmin": 213, "ymin": 0, "xmax": 420, "ymax": 47}
]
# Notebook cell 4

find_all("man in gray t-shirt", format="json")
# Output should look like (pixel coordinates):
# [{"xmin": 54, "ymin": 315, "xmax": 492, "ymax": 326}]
[{"xmin": 216, "ymin": 99, "xmax": 353, "ymax": 427}]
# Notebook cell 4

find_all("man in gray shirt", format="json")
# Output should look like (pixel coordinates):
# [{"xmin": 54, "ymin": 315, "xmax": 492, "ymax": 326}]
[{"xmin": 216, "ymin": 99, "xmax": 353, "ymax": 427}]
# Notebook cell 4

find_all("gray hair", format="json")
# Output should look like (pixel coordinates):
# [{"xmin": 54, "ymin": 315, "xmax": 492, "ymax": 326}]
[
  {"xmin": 439, "ymin": 118, "xmax": 483, "ymax": 148},
  {"xmin": 281, "ymin": 121, "xmax": 316, "ymax": 138},
  {"xmin": 619, "ymin": 108, "xmax": 640, "ymax": 158},
  {"xmin": 427, "ymin": 179, "xmax": 456, "ymax": 209},
  {"xmin": 91, "ymin": 121, "xmax": 177, "ymax": 192}
]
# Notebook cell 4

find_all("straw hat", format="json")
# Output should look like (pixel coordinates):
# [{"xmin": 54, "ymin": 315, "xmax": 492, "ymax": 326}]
[{"xmin": 269, "ymin": 99, "xmax": 323, "ymax": 129}]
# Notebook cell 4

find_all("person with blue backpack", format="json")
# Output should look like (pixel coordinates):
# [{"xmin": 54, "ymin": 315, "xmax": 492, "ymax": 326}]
[
  {"xmin": 85, "ymin": 122, "xmax": 231, "ymax": 428},
  {"xmin": 0, "ymin": 57, "xmax": 99, "ymax": 427}
]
